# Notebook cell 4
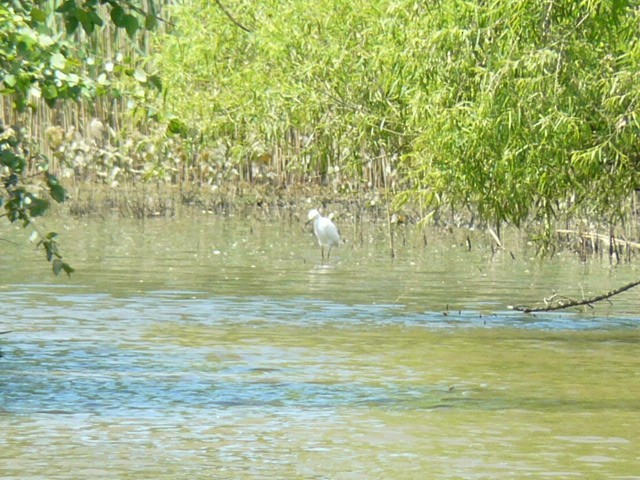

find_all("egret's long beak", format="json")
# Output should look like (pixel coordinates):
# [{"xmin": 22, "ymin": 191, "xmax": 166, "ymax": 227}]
[{"xmin": 305, "ymin": 218, "xmax": 312, "ymax": 226}]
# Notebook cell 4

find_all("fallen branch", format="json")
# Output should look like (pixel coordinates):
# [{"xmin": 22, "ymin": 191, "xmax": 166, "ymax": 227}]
[
  {"xmin": 512, "ymin": 278, "xmax": 640, "ymax": 313},
  {"xmin": 556, "ymin": 229, "xmax": 640, "ymax": 250}
]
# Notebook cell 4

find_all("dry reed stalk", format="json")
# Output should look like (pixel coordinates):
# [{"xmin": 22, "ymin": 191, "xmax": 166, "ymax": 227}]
[{"xmin": 387, "ymin": 207, "xmax": 395, "ymax": 259}]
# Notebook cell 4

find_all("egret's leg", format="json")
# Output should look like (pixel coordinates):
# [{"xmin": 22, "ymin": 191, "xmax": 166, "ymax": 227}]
[
  {"xmin": 321, "ymin": 247, "xmax": 325, "ymax": 260},
  {"xmin": 327, "ymin": 246, "xmax": 332, "ymax": 259}
]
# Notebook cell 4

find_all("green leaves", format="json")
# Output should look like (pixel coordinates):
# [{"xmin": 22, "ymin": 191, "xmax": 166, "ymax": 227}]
[
  {"xmin": 2, "ymin": 188, "xmax": 47, "ymax": 226},
  {"xmin": 50, "ymin": 53, "xmax": 67, "ymax": 70},
  {"xmin": 110, "ymin": 4, "xmax": 141, "ymax": 39},
  {"xmin": 52, "ymin": 258, "xmax": 75, "ymax": 277},
  {"xmin": 0, "ymin": 150, "xmax": 26, "ymax": 173},
  {"xmin": 3, "ymin": 74, "xmax": 17, "ymax": 88},
  {"xmin": 30, "ymin": 7, "xmax": 47, "ymax": 23},
  {"xmin": 55, "ymin": 0, "xmax": 104, "ymax": 35},
  {"xmin": 152, "ymin": 0, "xmax": 640, "ymax": 237},
  {"xmin": 147, "ymin": 74, "xmax": 163, "ymax": 92},
  {"xmin": 27, "ymin": 196, "xmax": 50, "ymax": 218},
  {"xmin": 1, "ymin": 168, "xmax": 74, "ymax": 276},
  {"xmin": 1, "ymin": 0, "xmax": 165, "ymax": 276},
  {"xmin": 1, "ymin": 120, "xmax": 72, "ymax": 276},
  {"xmin": 38, "ymin": 233, "xmax": 75, "ymax": 277},
  {"xmin": 167, "ymin": 118, "xmax": 189, "ymax": 137},
  {"xmin": 133, "ymin": 67, "xmax": 147, "ymax": 83},
  {"xmin": 46, "ymin": 173, "xmax": 67, "ymax": 203},
  {"xmin": 52, "ymin": 0, "xmax": 153, "ymax": 39}
]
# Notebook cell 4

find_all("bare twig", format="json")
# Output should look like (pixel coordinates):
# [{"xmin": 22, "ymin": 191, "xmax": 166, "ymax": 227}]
[
  {"xmin": 214, "ymin": 0, "xmax": 252, "ymax": 33},
  {"xmin": 120, "ymin": 0, "xmax": 176, "ymax": 28},
  {"xmin": 0, "ymin": 238, "xmax": 20, "ymax": 246},
  {"xmin": 512, "ymin": 279, "xmax": 640, "ymax": 313}
]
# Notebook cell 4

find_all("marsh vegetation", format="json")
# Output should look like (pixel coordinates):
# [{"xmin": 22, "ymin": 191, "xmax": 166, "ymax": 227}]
[{"xmin": 3, "ymin": 0, "xmax": 640, "ymax": 267}]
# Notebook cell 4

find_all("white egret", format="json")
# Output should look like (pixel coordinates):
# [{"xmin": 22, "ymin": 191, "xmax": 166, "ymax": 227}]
[{"xmin": 307, "ymin": 209, "xmax": 340, "ymax": 260}]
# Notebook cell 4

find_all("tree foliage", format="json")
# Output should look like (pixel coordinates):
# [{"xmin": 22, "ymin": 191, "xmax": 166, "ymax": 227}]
[
  {"xmin": 156, "ymin": 0, "xmax": 640, "ymax": 236},
  {"xmin": 4, "ymin": 0, "xmax": 640, "ymax": 264},
  {"xmin": 1, "ymin": 0, "xmax": 156, "ymax": 275}
]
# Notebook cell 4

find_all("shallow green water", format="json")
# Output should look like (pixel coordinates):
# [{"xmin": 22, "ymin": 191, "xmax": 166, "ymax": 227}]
[{"xmin": 1, "ymin": 214, "xmax": 639, "ymax": 478}]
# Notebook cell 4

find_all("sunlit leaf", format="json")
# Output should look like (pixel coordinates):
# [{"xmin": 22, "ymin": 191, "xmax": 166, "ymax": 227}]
[
  {"xmin": 133, "ymin": 68, "xmax": 147, "ymax": 83},
  {"xmin": 42, "ymin": 84, "xmax": 58, "ymax": 100},
  {"xmin": 3, "ymin": 74, "xmax": 16, "ymax": 88},
  {"xmin": 50, "ymin": 53, "xmax": 66, "ymax": 70},
  {"xmin": 38, "ymin": 34, "xmax": 55, "ymax": 48}
]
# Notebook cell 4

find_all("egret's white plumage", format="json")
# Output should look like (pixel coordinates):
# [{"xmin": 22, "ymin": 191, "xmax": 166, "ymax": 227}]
[{"xmin": 307, "ymin": 209, "xmax": 340, "ymax": 259}]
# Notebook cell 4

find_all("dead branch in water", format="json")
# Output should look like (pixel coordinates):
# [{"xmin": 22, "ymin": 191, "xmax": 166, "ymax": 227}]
[
  {"xmin": 512, "ymin": 279, "xmax": 640, "ymax": 313},
  {"xmin": 556, "ymin": 229, "xmax": 640, "ymax": 250}
]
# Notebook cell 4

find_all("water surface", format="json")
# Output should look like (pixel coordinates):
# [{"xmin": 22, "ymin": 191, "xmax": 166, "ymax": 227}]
[{"xmin": 1, "ymin": 215, "xmax": 639, "ymax": 478}]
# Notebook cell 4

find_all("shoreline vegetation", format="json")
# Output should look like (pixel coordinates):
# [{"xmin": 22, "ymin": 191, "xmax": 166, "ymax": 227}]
[
  {"xmin": 61, "ymin": 180, "xmax": 640, "ymax": 263},
  {"xmin": 4, "ymin": 0, "xmax": 640, "ymax": 271}
]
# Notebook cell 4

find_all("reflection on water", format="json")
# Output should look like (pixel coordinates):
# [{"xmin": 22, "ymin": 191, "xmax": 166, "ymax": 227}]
[{"xmin": 1, "ymin": 215, "xmax": 639, "ymax": 478}]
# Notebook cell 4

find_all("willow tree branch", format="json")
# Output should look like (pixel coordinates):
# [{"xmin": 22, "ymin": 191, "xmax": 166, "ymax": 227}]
[
  {"xmin": 214, "ymin": 0, "xmax": 252, "ymax": 33},
  {"xmin": 512, "ymin": 279, "xmax": 640, "ymax": 313},
  {"xmin": 115, "ymin": 0, "xmax": 176, "ymax": 27}
]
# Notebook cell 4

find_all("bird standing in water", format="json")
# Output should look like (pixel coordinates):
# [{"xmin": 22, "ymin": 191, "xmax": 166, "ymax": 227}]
[{"xmin": 307, "ymin": 209, "xmax": 340, "ymax": 260}]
